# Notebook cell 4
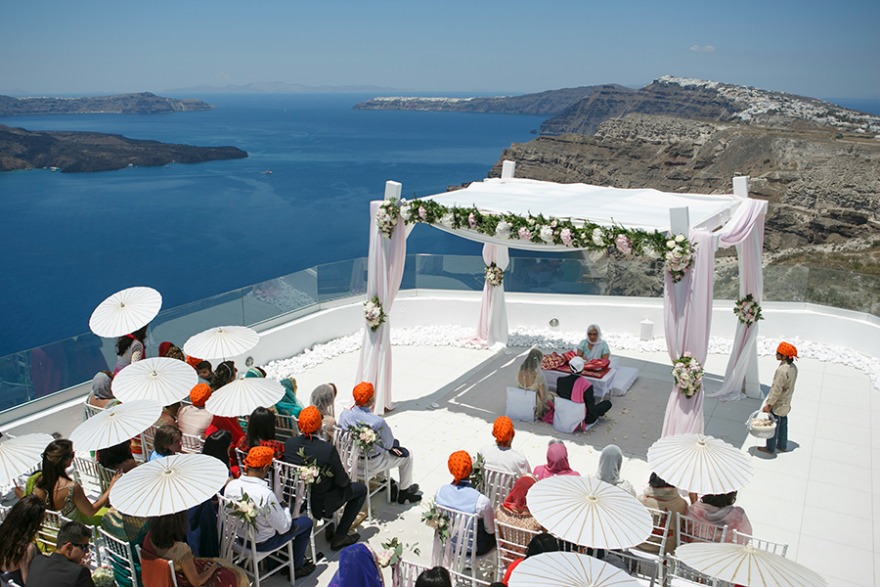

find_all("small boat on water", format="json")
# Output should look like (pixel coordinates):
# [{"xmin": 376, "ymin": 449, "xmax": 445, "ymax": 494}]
[{"xmin": 263, "ymin": 169, "xmax": 272, "ymax": 175}]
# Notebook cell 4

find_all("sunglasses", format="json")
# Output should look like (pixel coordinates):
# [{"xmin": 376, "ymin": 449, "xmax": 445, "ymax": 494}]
[{"xmin": 70, "ymin": 542, "xmax": 90, "ymax": 552}]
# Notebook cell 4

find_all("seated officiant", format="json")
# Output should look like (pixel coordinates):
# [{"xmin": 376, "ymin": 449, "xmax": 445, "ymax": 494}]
[
  {"xmin": 577, "ymin": 324, "xmax": 610, "ymax": 360},
  {"xmin": 556, "ymin": 357, "xmax": 612, "ymax": 425}
]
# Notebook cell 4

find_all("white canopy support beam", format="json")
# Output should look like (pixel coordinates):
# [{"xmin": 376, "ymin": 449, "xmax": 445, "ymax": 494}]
[
  {"xmin": 669, "ymin": 206, "xmax": 690, "ymax": 236},
  {"xmin": 732, "ymin": 176, "xmax": 749, "ymax": 199},
  {"xmin": 385, "ymin": 180, "xmax": 402, "ymax": 202},
  {"xmin": 732, "ymin": 176, "xmax": 763, "ymax": 399},
  {"xmin": 501, "ymin": 160, "xmax": 516, "ymax": 179}
]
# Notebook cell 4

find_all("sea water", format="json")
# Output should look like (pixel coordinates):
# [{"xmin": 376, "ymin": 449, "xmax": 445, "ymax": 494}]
[{"xmin": 0, "ymin": 94, "xmax": 546, "ymax": 354}]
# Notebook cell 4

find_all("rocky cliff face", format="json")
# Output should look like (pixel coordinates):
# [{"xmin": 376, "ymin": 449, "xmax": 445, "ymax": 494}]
[
  {"xmin": 0, "ymin": 92, "xmax": 212, "ymax": 116},
  {"xmin": 491, "ymin": 114, "xmax": 880, "ymax": 256}
]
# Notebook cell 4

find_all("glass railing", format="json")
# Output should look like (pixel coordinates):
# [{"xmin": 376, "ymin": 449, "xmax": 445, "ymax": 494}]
[{"xmin": 1, "ymin": 254, "xmax": 877, "ymax": 413}]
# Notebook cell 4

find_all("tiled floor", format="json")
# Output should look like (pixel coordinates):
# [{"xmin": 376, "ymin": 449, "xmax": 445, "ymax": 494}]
[{"xmin": 264, "ymin": 345, "xmax": 876, "ymax": 587}]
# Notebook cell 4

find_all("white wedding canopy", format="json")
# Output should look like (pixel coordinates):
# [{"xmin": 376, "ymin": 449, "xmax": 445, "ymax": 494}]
[{"xmin": 357, "ymin": 163, "xmax": 767, "ymax": 414}]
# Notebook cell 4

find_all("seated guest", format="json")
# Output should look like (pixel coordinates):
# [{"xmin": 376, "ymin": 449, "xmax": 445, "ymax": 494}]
[
  {"xmin": 637, "ymin": 472, "xmax": 689, "ymax": 554},
  {"xmin": 154, "ymin": 402, "xmax": 181, "ymax": 428},
  {"xmin": 203, "ymin": 429, "xmax": 239, "ymax": 479},
  {"xmin": 0, "ymin": 495, "xmax": 44, "ymax": 585},
  {"xmin": 556, "ymin": 357, "xmax": 612, "ymax": 426},
  {"xmin": 338, "ymin": 382, "xmax": 421, "ymax": 504},
  {"xmin": 102, "ymin": 505, "xmax": 148, "ymax": 587},
  {"xmin": 177, "ymin": 384, "xmax": 215, "ymax": 438},
  {"xmin": 533, "ymin": 440, "xmax": 580, "ymax": 480},
  {"xmin": 27, "ymin": 521, "xmax": 96, "ymax": 587},
  {"xmin": 87, "ymin": 371, "xmax": 117, "ymax": 409},
  {"xmin": 150, "ymin": 425, "xmax": 183, "ymax": 462},
  {"xmin": 415, "ymin": 567, "xmax": 452, "ymax": 587},
  {"xmin": 576, "ymin": 324, "xmax": 610, "ymax": 360},
  {"xmin": 501, "ymin": 532, "xmax": 560, "ymax": 585},
  {"xmin": 495, "ymin": 474, "xmax": 541, "ymax": 549},
  {"xmin": 141, "ymin": 512, "xmax": 248, "ymax": 587},
  {"xmin": 158, "ymin": 341, "xmax": 186, "ymax": 361},
  {"xmin": 284, "ymin": 406, "xmax": 368, "ymax": 550},
  {"xmin": 327, "ymin": 543, "xmax": 385, "ymax": 587},
  {"xmin": 96, "ymin": 440, "xmax": 137, "ymax": 473},
  {"xmin": 479, "ymin": 416, "xmax": 531, "ymax": 476},
  {"xmin": 210, "ymin": 360, "xmax": 237, "ymax": 392},
  {"xmin": 516, "ymin": 349, "xmax": 551, "ymax": 419},
  {"xmin": 237, "ymin": 406, "xmax": 285, "ymax": 460},
  {"xmin": 224, "ymin": 447, "xmax": 315, "ymax": 579},
  {"xmin": 245, "ymin": 368, "xmax": 305, "ymax": 417},
  {"xmin": 688, "ymin": 491, "xmax": 752, "ymax": 543},
  {"xmin": 196, "ymin": 361, "xmax": 214, "ymax": 386},
  {"xmin": 435, "ymin": 451, "xmax": 495, "ymax": 555},
  {"xmin": 310, "ymin": 383, "xmax": 338, "ymax": 442},
  {"xmin": 594, "ymin": 444, "xmax": 636, "ymax": 496}
]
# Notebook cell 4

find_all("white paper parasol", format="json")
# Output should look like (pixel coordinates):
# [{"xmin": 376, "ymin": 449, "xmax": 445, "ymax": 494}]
[
  {"xmin": 69, "ymin": 400, "xmax": 162, "ymax": 452},
  {"xmin": 676, "ymin": 542, "xmax": 827, "ymax": 587},
  {"xmin": 527, "ymin": 476, "xmax": 652, "ymax": 549},
  {"xmin": 89, "ymin": 287, "xmax": 162, "ymax": 338},
  {"xmin": 0, "ymin": 433, "xmax": 54, "ymax": 486},
  {"xmin": 183, "ymin": 325, "xmax": 259, "ymax": 360},
  {"xmin": 110, "ymin": 453, "xmax": 229, "ymax": 516},
  {"xmin": 647, "ymin": 433, "xmax": 753, "ymax": 494},
  {"xmin": 508, "ymin": 551, "xmax": 645, "ymax": 587},
  {"xmin": 112, "ymin": 357, "xmax": 198, "ymax": 406},
  {"xmin": 205, "ymin": 377, "xmax": 284, "ymax": 417}
]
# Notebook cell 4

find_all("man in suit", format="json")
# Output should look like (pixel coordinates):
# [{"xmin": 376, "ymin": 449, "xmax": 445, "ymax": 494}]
[
  {"xmin": 556, "ymin": 356, "xmax": 612, "ymax": 426},
  {"xmin": 284, "ymin": 406, "xmax": 368, "ymax": 551},
  {"xmin": 28, "ymin": 521, "xmax": 96, "ymax": 587}
]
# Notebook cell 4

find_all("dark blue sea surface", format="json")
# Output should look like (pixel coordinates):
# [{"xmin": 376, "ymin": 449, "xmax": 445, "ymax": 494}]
[{"xmin": 0, "ymin": 94, "xmax": 546, "ymax": 355}]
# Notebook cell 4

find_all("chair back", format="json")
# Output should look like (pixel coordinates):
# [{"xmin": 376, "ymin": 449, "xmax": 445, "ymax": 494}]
[
  {"xmin": 234, "ymin": 448, "xmax": 248, "ymax": 472},
  {"xmin": 180, "ymin": 433, "xmax": 204, "ymax": 454},
  {"xmin": 98, "ymin": 527, "xmax": 137, "ymax": 587},
  {"xmin": 495, "ymin": 520, "xmax": 540, "ymax": 581},
  {"xmin": 432, "ymin": 504, "xmax": 479, "ymax": 576},
  {"xmin": 634, "ymin": 507, "xmax": 671, "ymax": 554},
  {"xmin": 393, "ymin": 558, "xmax": 491, "ymax": 587},
  {"xmin": 731, "ymin": 529, "xmax": 788, "ymax": 556},
  {"xmin": 477, "ymin": 467, "xmax": 517, "ymax": 511},
  {"xmin": 666, "ymin": 554, "xmax": 722, "ymax": 586},
  {"xmin": 82, "ymin": 401, "xmax": 105, "ymax": 420},
  {"xmin": 136, "ymin": 544, "xmax": 179, "ymax": 587},
  {"xmin": 272, "ymin": 459, "xmax": 309, "ymax": 517},
  {"xmin": 274, "ymin": 414, "xmax": 299, "ymax": 442},
  {"xmin": 676, "ymin": 512, "xmax": 727, "ymax": 545},
  {"xmin": 216, "ymin": 494, "xmax": 257, "ymax": 563},
  {"xmin": 73, "ymin": 456, "xmax": 103, "ymax": 497},
  {"xmin": 141, "ymin": 426, "xmax": 159, "ymax": 457},
  {"xmin": 332, "ymin": 427, "xmax": 360, "ymax": 479},
  {"xmin": 97, "ymin": 463, "xmax": 117, "ymax": 493},
  {"xmin": 36, "ymin": 510, "xmax": 63, "ymax": 553}
]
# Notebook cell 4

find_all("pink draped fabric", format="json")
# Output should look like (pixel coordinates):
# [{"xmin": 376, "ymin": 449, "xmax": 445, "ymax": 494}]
[
  {"xmin": 356, "ymin": 199, "xmax": 410, "ymax": 412},
  {"xmin": 713, "ymin": 199, "xmax": 768, "ymax": 401},
  {"xmin": 661, "ymin": 229, "xmax": 717, "ymax": 436},
  {"xmin": 476, "ymin": 244, "xmax": 509, "ymax": 346}
]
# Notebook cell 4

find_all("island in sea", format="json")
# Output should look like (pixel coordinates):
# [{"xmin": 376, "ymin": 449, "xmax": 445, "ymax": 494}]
[{"xmin": 0, "ymin": 92, "xmax": 211, "ymax": 116}]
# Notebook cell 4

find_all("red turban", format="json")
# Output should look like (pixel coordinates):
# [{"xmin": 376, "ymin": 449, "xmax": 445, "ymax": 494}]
[
  {"xmin": 298, "ymin": 406, "xmax": 322, "ymax": 435},
  {"xmin": 777, "ymin": 342, "xmax": 798, "ymax": 360},
  {"xmin": 243, "ymin": 446, "xmax": 274, "ymax": 469},
  {"xmin": 353, "ymin": 382, "xmax": 374, "ymax": 406},
  {"xmin": 189, "ymin": 383, "xmax": 212, "ymax": 408},
  {"xmin": 448, "ymin": 451, "xmax": 473, "ymax": 484},
  {"xmin": 493, "ymin": 416, "xmax": 515, "ymax": 446}
]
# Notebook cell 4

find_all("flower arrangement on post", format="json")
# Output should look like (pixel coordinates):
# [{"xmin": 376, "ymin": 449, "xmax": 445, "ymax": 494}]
[
  {"xmin": 229, "ymin": 492, "xmax": 265, "ymax": 529},
  {"xmin": 375, "ymin": 536, "xmax": 421, "ymax": 568},
  {"xmin": 294, "ymin": 448, "xmax": 332, "ymax": 485},
  {"xmin": 664, "ymin": 234, "xmax": 696, "ymax": 283},
  {"xmin": 364, "ymin": 296, "xmax": 386, "ymax": 332},
  {"xmin": 734, "ymin": 293, "xmax": 763, "ymax": 326},
  {"xmin": 422, "ymin": 500, "xmax": 452, "ymax": 544},
  {"xmin": 469, "ymin": 452, "xmax": 486, "ymax": 490},
  {"xmin": 672, "ymin": 352, "xmax": 704, "ymax": 398},
  {"xmin": 91, "ymin": 567, "xmax": 116, "ymax": 587},
  {"xmin": 350, "ymin": 423, "xmax": 380, "ymax": 453},
  {"xmin": 376, "ymin": 199, "xmax": 401, "ymax": 238},
  {"xmin": 484, "ymin": 262, "xmax": 504, "ymax": 287}
]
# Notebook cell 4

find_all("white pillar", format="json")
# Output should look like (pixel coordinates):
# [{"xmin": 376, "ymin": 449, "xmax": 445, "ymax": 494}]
[
  {"xmin": 669, "ymin": 207, "xmax": 690, "ymax": 235},
  {"xmin": 732, "ymin": 176, "xmax": 749, "ymax": 198},
  {"xmin": 501, "ymin": 160, "xmax": 516, "ymax": 179},
  {"xmin": 384, "ymin": 180, "xmax": 402, "ymax": 201}
]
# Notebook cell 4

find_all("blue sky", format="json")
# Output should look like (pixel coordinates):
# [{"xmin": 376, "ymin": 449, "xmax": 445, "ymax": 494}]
[{"xmin": 2, "ymin": 0, "xmax": 878, "ymax": 98}]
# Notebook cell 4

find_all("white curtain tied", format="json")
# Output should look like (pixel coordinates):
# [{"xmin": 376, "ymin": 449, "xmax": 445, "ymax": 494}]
[
  {"xmin": 356, "ymin": 200, "xmax": 411, "ymax": 411},
  {"xmin": 476, "ymin": 244, "xmax": 509, "ymax": 346},
  {"xmin": 712, "ymin": 199, "xmax": 768, "ymax": 401},
  {"xmin": 661, "ymin": 229, "xmax": 717, "ymax": 437}
]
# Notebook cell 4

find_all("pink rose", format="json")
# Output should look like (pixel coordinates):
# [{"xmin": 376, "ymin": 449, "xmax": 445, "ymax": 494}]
[
  {"xmin": 560, "ymin": 228, "xmax": 573, "ymax": 246},
  {"xmin": 468, "ymin": 212, "xmax": 477, "ymax": 228},
  {"xmin": 615, "ymin": 234, "xmax": 633, "ymax": 256},
  {"xmin": 517, "ymin": 227, "xmax": 532, "ymax": 241},
  {"xmin": 418, "ymin": 206, "xmax": 427, "ymax": 220}
]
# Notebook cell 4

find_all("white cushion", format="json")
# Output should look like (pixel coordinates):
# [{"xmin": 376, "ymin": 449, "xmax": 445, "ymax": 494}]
[
  {"xmin": 611, "ymin": 366, "xmax": 639, "ymax": 396},
  {"xmin": 505, "ymin": 387, "xmax": 536, "ymax": 422},
  {"xmin": 553, "ymin": 397, "xmax": 585, "ymax": 433}
]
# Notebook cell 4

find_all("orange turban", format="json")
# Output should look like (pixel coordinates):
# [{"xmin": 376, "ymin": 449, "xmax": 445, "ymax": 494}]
[
  {"xmin": 243, "ymin": 446, "xmax": 274, "ymax": 469},
  {"xmin": 448, "ymin": 450, "xmax": 473, "ymax": 484},
  {"xmin": 493, "ymin": 416, "xmax": 515, "ymax": 446},
  {"xmin": 190, "ymin": 383, "xmax": 212, "ymax": 408},
  {"xmin": 777, "ymin": 342, "xmax": 798, "ymax": 360},
  {"xmin": 186, "ymin": 355, "xmax": 202, "ymax": 369},
  {"xmin": 353, "ymin": 382, "xmax": 374, "ymax": 406},
  {"xmin": 298, "ymin": 406, "xmax": 322, "ymax": 435}
]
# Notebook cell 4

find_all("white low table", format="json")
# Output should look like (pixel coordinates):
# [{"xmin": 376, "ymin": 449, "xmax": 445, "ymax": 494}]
[{"xmin": 544, "ymin": 368, "xmax": 617, "ymax": 399}]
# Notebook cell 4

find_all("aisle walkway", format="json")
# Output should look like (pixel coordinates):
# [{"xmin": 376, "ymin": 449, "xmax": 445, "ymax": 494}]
[{"xmin": 272, "ymin": 345, "xmax": 876, "ymax": 587}]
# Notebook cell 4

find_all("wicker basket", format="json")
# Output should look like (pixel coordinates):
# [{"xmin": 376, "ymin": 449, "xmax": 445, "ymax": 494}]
[{"xmin": 746, "ymin": 410, "xmax": 777, "ymax": 439}]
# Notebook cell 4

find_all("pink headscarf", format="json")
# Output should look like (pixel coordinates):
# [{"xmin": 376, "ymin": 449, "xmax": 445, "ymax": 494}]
[{"xmin": 534, "ymin": 442, "xmax": 580, "ymax": 480}]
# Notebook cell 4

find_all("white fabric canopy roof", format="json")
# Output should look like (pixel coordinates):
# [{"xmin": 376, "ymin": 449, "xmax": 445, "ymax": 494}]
[{"xmin": 424, "ymin": 177, "xmax": 743, "ymax": 235}]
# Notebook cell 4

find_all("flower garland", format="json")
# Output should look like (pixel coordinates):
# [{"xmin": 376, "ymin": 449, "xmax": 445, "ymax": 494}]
[
  {"xmin": 484, "ymin": 262, "xmax": 504, "ymax": 287},
  {"xmin": 672, "ymin": 352, "xmax": 704, "ymax": 398},
  {"xmin": 734, "ymin": 293, "xmax": 764, "ymax": 326},
  {"xmin": 398, "ymin": 198, "xmax": 695, "ymax": 281},
  {"xmin": 376, "ymin": 200, "xmax": 401, "ymax": 238},
  {"xmin": 422, "ymin": 500, "xmax": 452, "ymax": 543},
  {"xmin": 665, "ymin": 234, "xmax": 696, "ymax": 283},
  {"xmin": 364, "ymin": 296, "xmax": 386, "ymax": 331}
]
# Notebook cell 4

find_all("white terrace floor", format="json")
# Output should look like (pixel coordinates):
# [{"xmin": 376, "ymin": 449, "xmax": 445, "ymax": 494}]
[{"xmin": 267, "ymin": 345, "xmax": 876, "ymax": 587}]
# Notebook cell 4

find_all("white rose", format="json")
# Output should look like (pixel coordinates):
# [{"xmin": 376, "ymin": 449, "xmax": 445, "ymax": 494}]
[
  {"xmin": 495, "ymin": 221, "xmax": 511, "ymax": 237},
  {"xmin": 440, "ymin": 213, "xmax": 454, "ymax": 227},
  {"xmin": 592, "ymin": 228, "xmax": 605, "ymax": 246},
  {"xmin": 666, "ymin": 240, "xmax": 676, "ymax": 248},
  {"xmin": 675, "ymin": 234, "xmax": 686, "ymax": 243},
  {"xmin": 539, "ymin": 226, "xmax": 555, "ymax": 243}
]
